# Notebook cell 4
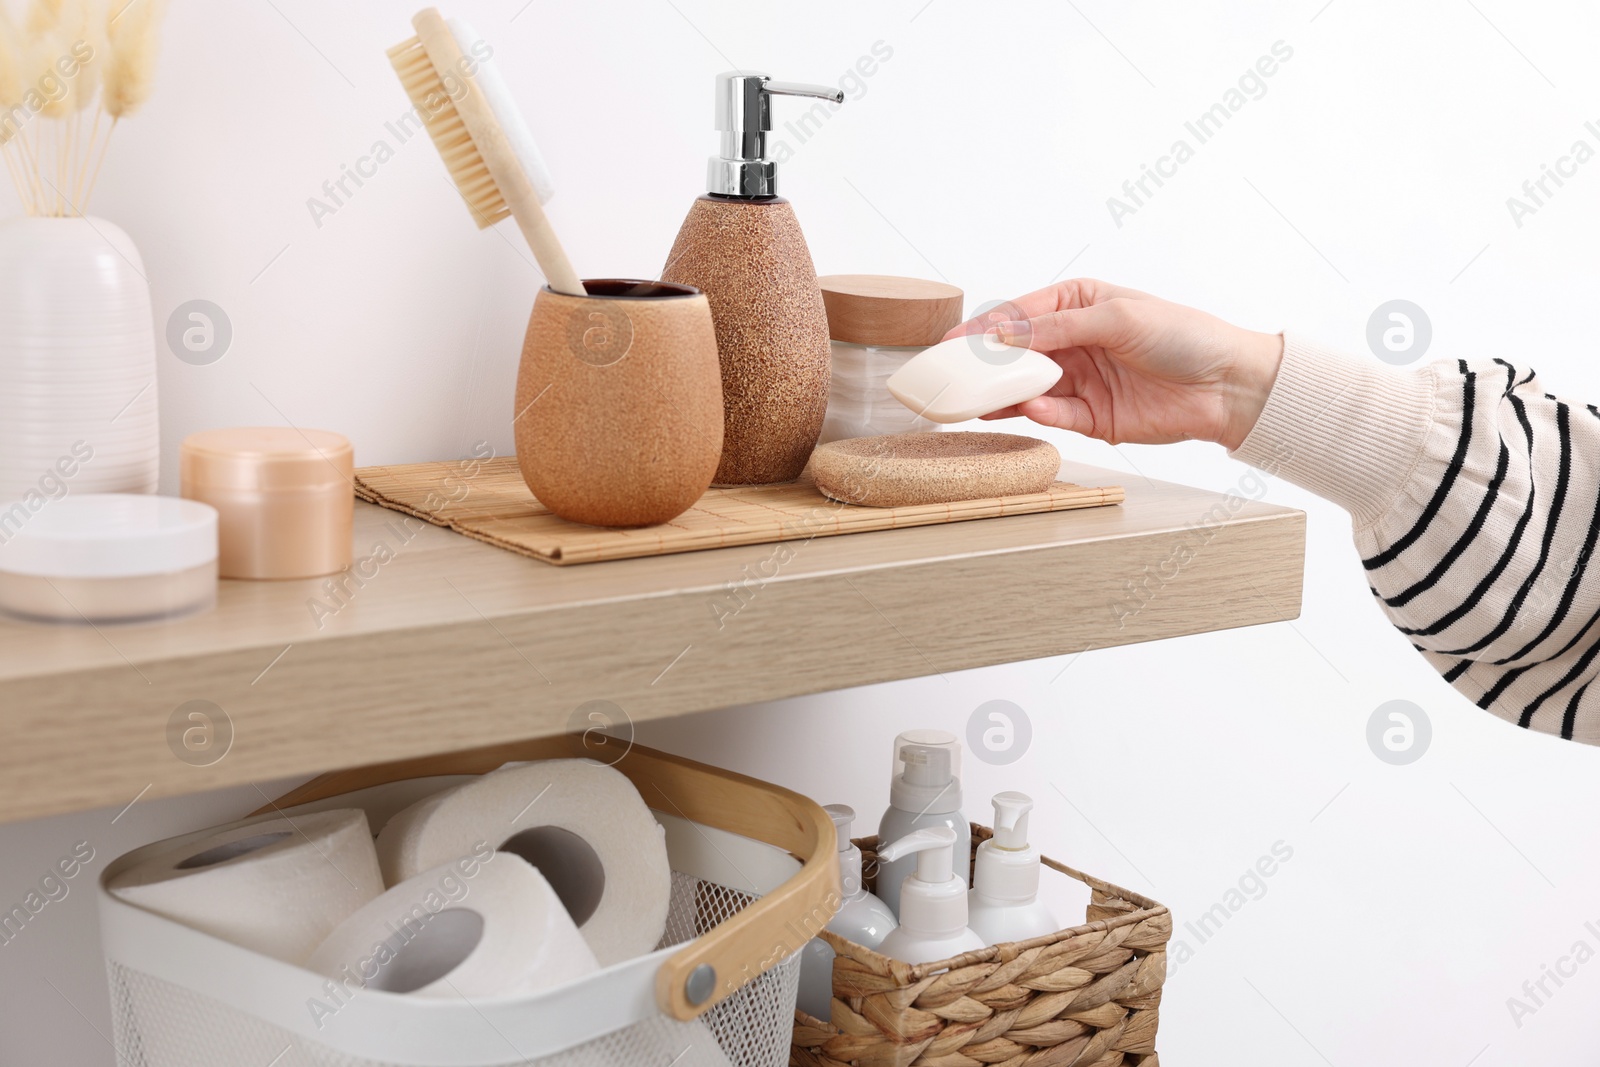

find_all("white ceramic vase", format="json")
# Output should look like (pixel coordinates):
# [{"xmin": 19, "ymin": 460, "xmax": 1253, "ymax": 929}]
[{"xmin": 0, "ymin": 216, "xmax": 159, "ymax": 507}]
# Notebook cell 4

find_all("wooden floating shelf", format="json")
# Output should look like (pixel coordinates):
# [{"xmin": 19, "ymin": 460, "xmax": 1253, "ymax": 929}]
[{"xmin": 0, "ymin": 463, "xmax": 1303, "ymax": 825}]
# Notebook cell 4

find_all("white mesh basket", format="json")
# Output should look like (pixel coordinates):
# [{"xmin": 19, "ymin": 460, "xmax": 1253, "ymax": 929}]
[{"xmin": 97, "ymin": 741, "xmax": 840, "ymax": 1067}]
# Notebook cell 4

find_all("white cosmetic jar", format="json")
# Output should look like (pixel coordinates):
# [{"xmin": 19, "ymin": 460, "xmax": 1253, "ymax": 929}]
[{"xmin": 0, "ymin": 494, "xmax": 219, "ymax": 624}]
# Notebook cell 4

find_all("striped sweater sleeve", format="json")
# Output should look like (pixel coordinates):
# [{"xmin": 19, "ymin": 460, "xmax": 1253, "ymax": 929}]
[{"xmin": 1232, "ymin": 333, "xmax": 1600, "ymax": 743}]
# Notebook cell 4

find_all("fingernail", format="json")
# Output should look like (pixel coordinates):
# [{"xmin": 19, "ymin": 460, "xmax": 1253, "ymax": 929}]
[{"xmin": 992, "ymin": 321, "xmax": 1030, "ymax": 345}]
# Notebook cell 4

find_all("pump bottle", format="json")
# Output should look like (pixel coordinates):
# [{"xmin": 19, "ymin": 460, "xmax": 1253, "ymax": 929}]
[
  {"xmin": 967, "ymin": 792, "xmax": 1059, "ymax": 945},
  {"xmin": 796, "ymin": 805, "xmax": 898, "ymax": 1020},
  {"xmin": 877, "ymin": 730, "xmax": 970, "ymax": 918},
  {"xmin": 874, "ymin": 826, "xmax": 985, "ymax": 965},
  {"xmin": 662, "ymin": 72, "xmax": 844, "ymax": 485}
]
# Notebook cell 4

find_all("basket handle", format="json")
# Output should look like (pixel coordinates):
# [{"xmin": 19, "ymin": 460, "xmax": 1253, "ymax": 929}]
[
  {"xmin": 615, "ymin": 745, "xmax": 842, "ymax": 1020},
  {"xmin": 258, "ymin": 735, "xmax": 843, "ymax": 1021}
]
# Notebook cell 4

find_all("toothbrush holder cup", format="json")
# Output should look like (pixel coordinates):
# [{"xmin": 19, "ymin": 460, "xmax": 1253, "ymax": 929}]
[{"xmin": 513, "ymin": 279, "xmax": 724, "ymax": 527}]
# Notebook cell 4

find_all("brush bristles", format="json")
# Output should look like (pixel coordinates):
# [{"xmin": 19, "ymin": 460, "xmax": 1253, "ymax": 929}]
[{"xmin": 387, "ymin": 35, "xmax": 507, "ymax": 231}]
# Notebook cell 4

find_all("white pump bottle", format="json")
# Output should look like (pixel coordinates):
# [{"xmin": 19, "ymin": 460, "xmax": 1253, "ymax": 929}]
[
  {"xmin": 877, "ymin": 730, "xmax": 970, "ymax": 919},
  {"xmin": 797, "ymin": 805, "xmax": 898, "ymax": 1020},
  {"xmin": 874, "ymin": 826, "xmax": 985, "ymax": 965},
  {"xmin": 967, "ymin": 791, "xmax": 1059, "ymax": 945}
]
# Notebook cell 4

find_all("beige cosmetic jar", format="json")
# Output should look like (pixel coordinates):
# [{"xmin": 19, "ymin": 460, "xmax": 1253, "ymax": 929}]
[
  {"xmin": 0, "ymin": 494, "xmax": 218, "ymax": 623},
  {"xmin": 180, "ymin": 428, "xmax": 354, "ymax": 580}
]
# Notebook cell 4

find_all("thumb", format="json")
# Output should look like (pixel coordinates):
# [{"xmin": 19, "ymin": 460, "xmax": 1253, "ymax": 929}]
[
  {"xmin": 1017, "ymin": 394, "xmax": 1096, "ymax": 437},
  {"xmin": 997, "ymin": 299, "xmax": 1129, "ymax": 354}
]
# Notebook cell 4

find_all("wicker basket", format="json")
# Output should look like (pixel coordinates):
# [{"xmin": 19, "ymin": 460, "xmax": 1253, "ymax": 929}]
[{"xmin": 790, "ymin": 825, "xmax": 1169, "ymax": 1067}]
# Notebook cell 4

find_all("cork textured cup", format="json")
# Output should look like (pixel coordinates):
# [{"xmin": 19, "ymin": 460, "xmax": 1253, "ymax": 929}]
[
  {"xmin": 662, "ymin": 196, "xmax": 831, "ymax": 486},
  {"xmin": 514, "ymin": 279, "xmax": 723, "ymax": 527}
]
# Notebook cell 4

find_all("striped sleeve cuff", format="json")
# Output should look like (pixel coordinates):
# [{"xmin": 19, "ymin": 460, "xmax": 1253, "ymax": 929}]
[{"xmin": 1230, "ymin": 333, "xmax": 1439, "ymax": 529}]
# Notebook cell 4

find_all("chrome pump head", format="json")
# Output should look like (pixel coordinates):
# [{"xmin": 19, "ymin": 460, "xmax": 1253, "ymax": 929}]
[{"xmin": 707, "ymin": 71, "xmax": 844, "ymax": 198}]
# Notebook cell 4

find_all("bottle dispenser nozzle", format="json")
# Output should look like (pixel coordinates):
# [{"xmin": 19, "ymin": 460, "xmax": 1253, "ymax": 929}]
[
  {"xmin": 888, "ymin": 730, "xmax": 963, "ymax": 816},
  {"xmin": 825, "ymin": 804, "xmax": 855, "ymax": 853},
  {"xmin": 708, "ymin": 71, "xmax": 844, "ymax": 198},
  {"xmin": 990, "ymin": 791, "xmax": 1034, "ymax": 850},
  {"xmin": 901, "ymin": 743, "xmax": 953, "ymax": 788},
  {"xmin": 877, "ymin": 825, "xmax": 958, "ymax": 885}
]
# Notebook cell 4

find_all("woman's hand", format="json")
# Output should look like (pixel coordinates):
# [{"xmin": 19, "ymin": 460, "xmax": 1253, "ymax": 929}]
[{"xmin": 943, "ymin": 279, "xmax": 1284, "ymax": 451}]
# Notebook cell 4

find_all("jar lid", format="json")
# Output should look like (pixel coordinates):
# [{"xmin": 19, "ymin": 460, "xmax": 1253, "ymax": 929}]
[
  {"xmin": 818, "ymin": 275, "xmax": 965, "ymax": 347},
  {"xmin": 181, "ymin": 427, "xmax": 354, "ymax": 492},
  {"xmin": 0, "ymin": 494, "xmax": 217, "ymax": 578}
]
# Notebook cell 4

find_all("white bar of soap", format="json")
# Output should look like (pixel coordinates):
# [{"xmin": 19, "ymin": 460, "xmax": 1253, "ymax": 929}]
[{"xmin": 885, "ymin": 333, "xmax": 1064, "ymax": 424}]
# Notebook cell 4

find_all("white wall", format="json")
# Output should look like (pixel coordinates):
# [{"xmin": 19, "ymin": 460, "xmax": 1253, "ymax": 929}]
[{"xmin": 3, "ymin": 0, "xmax": 1600, "ymax": 1063}]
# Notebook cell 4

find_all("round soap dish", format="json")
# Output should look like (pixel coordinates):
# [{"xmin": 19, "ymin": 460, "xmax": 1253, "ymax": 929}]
[{"xmin": 810, "ymin": 432, "xmax": 1060, "ymax": 507}]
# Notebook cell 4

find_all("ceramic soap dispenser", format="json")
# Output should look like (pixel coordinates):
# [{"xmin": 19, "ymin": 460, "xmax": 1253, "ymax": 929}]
[{"xmin": 662, "ymin": 72, "xmax": 843, "ymax": 485}]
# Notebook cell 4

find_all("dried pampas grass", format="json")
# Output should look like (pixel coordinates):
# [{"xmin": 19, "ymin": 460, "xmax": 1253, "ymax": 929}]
[
  {"xmin": 0, "ymin": 0, "xmax": 166, "ymax": 216},
  {"xmin": 63, "ymin": 0, "xmax": 98, "ymax": 110},
  {"xmin": 0, "ymin": 12, "xmax": 21, "ymax": 115},
  {"xmin": 103, "ymin": 0, "xmax": 159, "ymax": 118},
  {"xmin": 24, "ymin": 0, "xmax": 60, "ymax": 35},
  {"xmin": 0, "ymin": 10, "xmax": 27, "ymax": 205}
]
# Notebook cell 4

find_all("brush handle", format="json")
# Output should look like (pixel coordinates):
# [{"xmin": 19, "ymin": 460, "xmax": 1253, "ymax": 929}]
[
  {"xmin": 504, "ymin": 182, "xmax": 585, "ymax": 296},
  {"xmin": 412, "ymin": 8, "xmax": 585, "ymax": 295}
]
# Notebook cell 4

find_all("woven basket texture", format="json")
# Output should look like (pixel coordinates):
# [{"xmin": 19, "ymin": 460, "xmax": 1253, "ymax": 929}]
[{"xmin": 789, "ymin": 825, "xmax": 1169, "ymax": 1067}]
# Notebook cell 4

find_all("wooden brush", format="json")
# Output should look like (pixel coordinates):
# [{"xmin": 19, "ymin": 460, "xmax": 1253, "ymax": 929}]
[{"xmin": 387, "ymin": 8, "xmax": 585, "ymax": 295}]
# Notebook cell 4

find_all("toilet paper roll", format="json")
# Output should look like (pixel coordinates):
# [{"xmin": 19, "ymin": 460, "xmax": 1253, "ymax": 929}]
[
  {"xmin": 109, "ymin": 808, "xmax": 384, "ymax": 964},
  {"xmin": 377, "ymin": 759, "xmax": 671, "ymax": 966},
  {"xmin": 304, "ymin": 852, "xmax": 599, "ymax": 1000}
]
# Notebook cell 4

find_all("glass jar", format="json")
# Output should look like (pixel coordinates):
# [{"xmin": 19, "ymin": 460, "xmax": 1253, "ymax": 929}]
[
  {"xmin": 817, "ymin": 275, "xmax": 964, "ymax": 445},
  {"xmin": 821, "ymin": 340, "xmax": 942, "ymax": 443}
]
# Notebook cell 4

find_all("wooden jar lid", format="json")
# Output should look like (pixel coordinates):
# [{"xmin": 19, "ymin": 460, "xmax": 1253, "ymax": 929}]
[{"xmin": 818, "ymin": 274, "xmax": 964, "ymax": 347}]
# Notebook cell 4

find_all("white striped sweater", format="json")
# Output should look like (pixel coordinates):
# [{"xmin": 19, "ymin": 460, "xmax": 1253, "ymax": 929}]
[{"xmin": 1232, "ymin": 334, "xmax": 1600, "ymax": 743}]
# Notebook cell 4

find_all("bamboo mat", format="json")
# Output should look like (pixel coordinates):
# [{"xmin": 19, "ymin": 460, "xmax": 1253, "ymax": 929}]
[{"xmin": 353, "ymin": 457, "xmax": 1123, "ymax": 566}]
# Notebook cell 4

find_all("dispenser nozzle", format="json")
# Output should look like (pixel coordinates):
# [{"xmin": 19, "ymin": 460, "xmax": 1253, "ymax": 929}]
[
  {"xmin": 990, "ymin": 792, "xmax": 1034, "ymax": 850},
  {"xmin": 707, "ymin": 71, "xmax": 844, "ymax": 198},
  {"xmin": 878, "ymin": 826, "xmax": 958, "ymax": 884},
  {"xmin": 824, "ymin": 804, "xmax": 855, "ymax": 853},
  {"xmin": 900, "ymin": 743, "xmax": 952, "ymax": 788}
]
